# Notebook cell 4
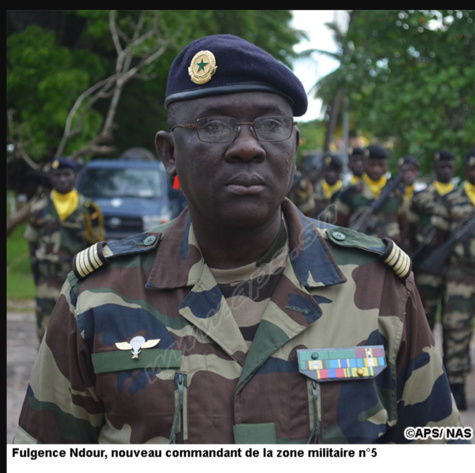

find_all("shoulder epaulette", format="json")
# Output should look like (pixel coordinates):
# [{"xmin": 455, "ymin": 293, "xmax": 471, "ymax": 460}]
[
  {"xmin": 326, "ymin": 226, "xmax": 412, "ymax": 280},
  {"xmin": 72, "ymin": 230, "xmax": 164, "ymax": 280}
]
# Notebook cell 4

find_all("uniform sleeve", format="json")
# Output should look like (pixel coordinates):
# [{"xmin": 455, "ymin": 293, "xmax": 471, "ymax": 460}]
[
  {"xmin": 386, "ymin": 275, "xmax": 465, "ymax": 443},
  {"xmin": 13, "ymin": 280, "xmax": 104, "ymax": 444}
]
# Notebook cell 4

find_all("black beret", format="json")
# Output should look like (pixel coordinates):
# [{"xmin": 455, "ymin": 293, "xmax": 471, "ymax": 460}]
[
  {"xmin": 50, "ymin": 157, "xmax": 78, "ymax": 171},
  {"xmin": 364, "ymin": 144, "xmax": 390, "ymax": 160},
  {"xmin": 164, "ymin": 34, "xmax": 308, "ymax": 116},
  {"xmin": 398, "ymin": 155, "xmax": 420, "ymax": 169},
  {"xmin": 349, "ymin": 147, "xmax": 365, "ymax": 158},
  {"xmin": 322, "ymin": 153, "xmax": 343, "ymax": 169},
  {"xmin": 434, "ymin": 149, "xmax": 455, "ymax": 161}
]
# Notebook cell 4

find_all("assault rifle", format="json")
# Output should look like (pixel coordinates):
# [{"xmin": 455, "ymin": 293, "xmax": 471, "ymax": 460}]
[
  {"xmin": 349, "ymin": 173, "xmax": 403, "ymax": 234},
  {"xmin": 421, "ymin": 215, "xmax": 475, "ymax": 274}
]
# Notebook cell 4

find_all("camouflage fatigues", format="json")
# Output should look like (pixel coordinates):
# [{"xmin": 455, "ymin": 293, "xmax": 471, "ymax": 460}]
[
  {"xmin": 312, "ymin": 180, "xmax": 341, "ymax": 225},
  {"xmin": 24, "ymin": 192, "xmax": 104, "ymax": 340},
  {"xmin": 408, "ymin": 183, "xmax": 455, "ymax": 329},
  {"xmin": 15, "ymin": 199, "xmax": 464, "ymax": 444},
  {"xmin": 432, "ymin": 184, "xmax": 475, "ymax": 385},
  {"xmin": 336, "ymin": 178, "xmax": 405, "ymax": 243}
]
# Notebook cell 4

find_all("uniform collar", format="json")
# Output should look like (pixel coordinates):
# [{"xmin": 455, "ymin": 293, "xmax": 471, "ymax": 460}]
[{"xmin": 146, "ymin": 198, "xmax": 346, "ymax": 290}]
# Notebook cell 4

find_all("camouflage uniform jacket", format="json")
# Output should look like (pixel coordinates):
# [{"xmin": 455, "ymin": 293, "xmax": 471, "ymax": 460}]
[
  {"xmin": 24, "ymin": 192, "xmax": 104, "ymax": 283},
  {"xmin": 409, "ymin": 182, "xmax": 455, "ymax": 250},
  {"xmin": 15, "ymin": 199, "xmax": 464, "ymax": 444}
]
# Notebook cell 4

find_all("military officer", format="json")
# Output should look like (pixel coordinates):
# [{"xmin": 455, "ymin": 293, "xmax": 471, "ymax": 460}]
[
  {"xmin": 408, "ymin": 150, "xmax": 457, "ymax": 329},
  {"xmin": 431, "ymin": 150, "xmax": 475, "ymax": 410},
  {"xmin": 24, "ymin": 157, "xmax": 104, "ymax": 342},
  {"xmin": 14, "ymin": 35, "xmax": 466, "ymax": 444}
]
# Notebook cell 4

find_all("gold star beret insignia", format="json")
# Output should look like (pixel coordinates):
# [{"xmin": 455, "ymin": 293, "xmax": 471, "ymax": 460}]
[
  {"xmin": 52, "ymin": 159, "xmax": 60, "ymax": 169},
  {"xmin": 188, "ymin": 50, "xmax": 217, "ymax": 85}
]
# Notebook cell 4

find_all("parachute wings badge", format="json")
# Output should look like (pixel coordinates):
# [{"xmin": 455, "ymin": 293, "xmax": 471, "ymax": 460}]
[{"xmin": 115, "ymin": 336, "xmax": 160, "ymax": 359}]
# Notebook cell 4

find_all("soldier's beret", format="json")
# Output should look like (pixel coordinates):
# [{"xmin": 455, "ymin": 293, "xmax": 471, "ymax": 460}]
[
  {"xmin": 50, "ymin": 157, "xmax": 78, "ymax": 171},
  {"xmin": 398, "ymin": 155, "xmax": 420, "ymax": 169},
  {"xmin": 434, "ymin": 149, "xmax": 455, "ymax": 161},
  {"xmin": 164, "ymin": 34, "xmax": 308, "ymax": 116},
  {"xmin": 323, "ymin": 153, "xmax": 343, "ymax": 169},
  {"xmin": 349, "ymin": 147, "xmax": 365, "ymax": 158},
  {"xmin": 364, "ymin": 144, "xmax": 390, "ymax": 160}
]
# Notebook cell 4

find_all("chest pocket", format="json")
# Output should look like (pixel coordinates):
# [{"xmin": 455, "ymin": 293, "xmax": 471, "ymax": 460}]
[
  {"xmin": 91, "ymin": 349, "xmax": 184, "ymax": 443},
  {"xmin": 298, "ymin": 346, "xmax": 390, "ymax": 443}
]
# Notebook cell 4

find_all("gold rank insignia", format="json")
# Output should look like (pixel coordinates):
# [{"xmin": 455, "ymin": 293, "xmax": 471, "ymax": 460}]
[
  {"xmin": 115, "ymin": 336, "xmax": 160, "ymax": 359},
  {"xmin": 188, "ymin": 50, "xmax": 217, "ymax": 85},
  {"xmin": 52, "ymin": 159, "xmax": 60, "ymax": 169}
]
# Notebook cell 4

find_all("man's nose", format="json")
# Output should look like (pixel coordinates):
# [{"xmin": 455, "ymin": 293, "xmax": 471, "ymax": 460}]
[{"xmin": 224, "ymin": 125, "xmax": 265, "ymax": 162}]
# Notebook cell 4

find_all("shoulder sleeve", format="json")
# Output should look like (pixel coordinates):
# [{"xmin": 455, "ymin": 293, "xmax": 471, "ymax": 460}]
[
  {"xmin": 71, "ymin": 229, "xmax": 164, "ymax": 281},
  {"xmin": 387, "ymin": 280, "xmax": 466, "ymax": 443},
  {"xmin": 14, "ymin": 280, "xmax": 103, "ymax": 443},
  {"xmin": 326, "ymin": 226, "xmax": 412, "ymax": 280}
]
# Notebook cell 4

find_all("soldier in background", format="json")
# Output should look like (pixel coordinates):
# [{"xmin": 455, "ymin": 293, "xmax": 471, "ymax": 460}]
[
  {"xmin": 287, "ymin": 170, "xmax": 315, "ymax": 217},
  {"xmin": 347, "ymin": 146, "xmax": 365, "ymax": 185},
  {"xmin": 408, "ymin": 150, "xmax": 457, "ymax": 330},
  {"xmin": 336, "ymin": 144, "xmax": 407, "ymax": 246},
  {"xmin": 24, "ymin": 157, "xmax": 104, "ymax": 342},
  {"xmin": 431, "ymin": 150, "xmax": 475, "ymax": 411},
  {"xmin": 312, "ymin": 153, "xmax": 343, "ymax": 223}
]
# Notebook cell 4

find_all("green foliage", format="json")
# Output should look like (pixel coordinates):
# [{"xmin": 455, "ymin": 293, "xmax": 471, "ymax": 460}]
[
  {"xmin": 7, "ymin": 10, "xmax": 304, "ymax": 165},
  {"xmin": 296, "ymin": 120, "xmax": 327, "ymax": 164},
  {"xmin": 7, "ymin": 23, "xmax": 105, "ymax": 160},
  {"xmin": 340, "ymin": 10, "xmax": 474, "ymax": 175},
  {"xmin": 7, "ymin": 222, "xmax": 36, "ymax": 301}
]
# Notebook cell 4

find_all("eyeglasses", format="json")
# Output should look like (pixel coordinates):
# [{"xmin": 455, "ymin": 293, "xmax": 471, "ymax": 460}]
[{"xmin": 171, "ymin": 116, "xmax": 296, "ymax": 143}]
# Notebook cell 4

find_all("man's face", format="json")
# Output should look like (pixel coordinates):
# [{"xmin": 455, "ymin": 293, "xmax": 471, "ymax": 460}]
[
  {"xmin": 401, "ymin": 164, "xmax": 418, "ymax": 186},
  {"xmin": 434, "ymin": 161, "xmax": 455, "ymax": 183},
  {"xmin": 465, "ymin": 165, "xmax": 475, "ymax": 185},
  {"xmin": 364, "ymin": 158, "xmax": 388, "ymax": 181},
  {"xmin": 348, "ymin": 155, "xmax": 364, "ymax": 177},
  {"xmin": 50, "ymin": 168, "xmax": 76, "ymax": 194},
  {"xmin": 324, "ymin": 166, "xmax": 341, "ymax": 186},
  {"xmin": 158, "ymin": 92, "xmax": 299, "ymax": 229}
]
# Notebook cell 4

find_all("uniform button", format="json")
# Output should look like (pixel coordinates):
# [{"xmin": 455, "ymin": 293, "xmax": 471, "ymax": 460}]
[
  {"xmin": 357, "ymin": 368, "xmax": 365, "ymax": 376},
  {"xmin": 143, "ymin": 235, "xmax": 157, "ymax": 246},
  {"xmin": 311, "ymin": 352, "xmax": 319, "ymax": 360},
  {"xmin": 332, "ymin": 231, "xmax": 346, "ymax": 241}
]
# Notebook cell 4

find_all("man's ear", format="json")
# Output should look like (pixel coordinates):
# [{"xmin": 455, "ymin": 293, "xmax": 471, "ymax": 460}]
[{"xmin": 155, "ymin": 131, "xmax": 176, "ymax": 177}]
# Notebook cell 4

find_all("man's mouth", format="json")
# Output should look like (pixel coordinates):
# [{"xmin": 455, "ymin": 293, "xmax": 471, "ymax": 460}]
[{"xmin": 226, "ymin": 174, "xmax": 265, "ymax": 195}]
